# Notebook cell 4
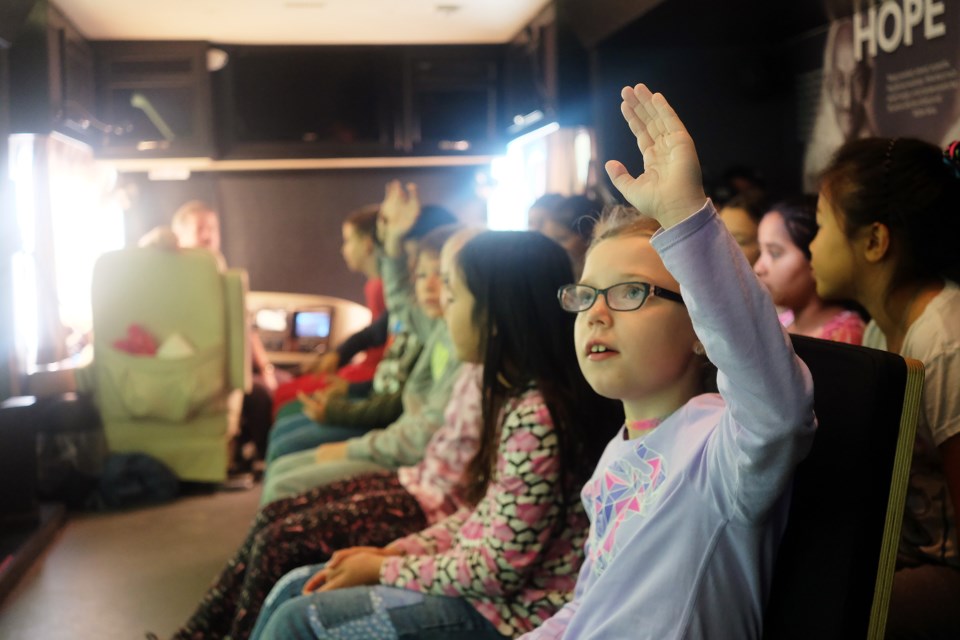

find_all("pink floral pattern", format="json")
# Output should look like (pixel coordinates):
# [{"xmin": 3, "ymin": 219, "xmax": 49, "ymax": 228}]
[
  {"xmin": 815, "ymin": 309, "xmax": 865, "ymax": 345},
  {"xmin": 397, "ymin": 363, "xmax": 483, "ymax": 523},
  {"xmin": 381, "ymin": 388, "xmax": 587, "ymax": 637}
]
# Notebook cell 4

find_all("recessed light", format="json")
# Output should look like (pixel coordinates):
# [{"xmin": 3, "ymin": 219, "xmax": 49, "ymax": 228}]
[{"xmin": 436, "ymin": 4, "xmax": 461, "ymax": 15}]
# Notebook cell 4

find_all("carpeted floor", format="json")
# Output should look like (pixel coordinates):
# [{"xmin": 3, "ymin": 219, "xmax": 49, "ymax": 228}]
[{"xmin": 0, "ymin": 485, "xmax": 261, "ymax": 640}]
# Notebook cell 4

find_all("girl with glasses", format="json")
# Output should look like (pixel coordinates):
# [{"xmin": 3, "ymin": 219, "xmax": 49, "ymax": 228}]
[{"xmin": 523, "ymin": 84, "xmax": 816, "ymax": 639}]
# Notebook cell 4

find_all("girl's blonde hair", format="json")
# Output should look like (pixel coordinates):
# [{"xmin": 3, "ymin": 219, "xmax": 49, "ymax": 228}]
[{"xmin": 589, "ymin": 204, "xmax": 662, "ymax": 250}]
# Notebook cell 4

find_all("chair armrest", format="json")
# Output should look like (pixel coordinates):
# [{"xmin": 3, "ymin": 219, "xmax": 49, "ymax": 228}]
[{"xmin": 224, "ymin": 268, "xmax": 251, "ymax": 393}]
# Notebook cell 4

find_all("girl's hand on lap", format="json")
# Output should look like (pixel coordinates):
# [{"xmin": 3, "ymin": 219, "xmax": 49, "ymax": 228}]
[
  {"xmin": 303, "ymin": 552, "xmax": 385, "ymax": 594},
  {"xmin": 325, "ymin": 375, "xmax": 350, "ymax": 398},
  {"xmin": 297, "ymin": 390, "xmax": 327, "ymax": 422},
  {"xmin": 326, "ymin": 546, "xmax": 399, "ymax": 570},
  {"xmin": 314, "ymin": 441, "xmax": 348, "ymax": 463},
  {"xmin": 605, "ymin": 84, "xmax": 707, "ymax": 229}
]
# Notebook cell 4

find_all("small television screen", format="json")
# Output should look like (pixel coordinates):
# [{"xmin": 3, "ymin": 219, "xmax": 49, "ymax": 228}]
[{"xmin": 293, "ymin": 309, "xmax": 332, "ymax": 339}]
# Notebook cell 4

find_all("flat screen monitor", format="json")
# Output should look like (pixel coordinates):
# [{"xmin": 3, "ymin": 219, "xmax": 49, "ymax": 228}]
[
  {"xmin": 293, "ymin": 309, "xmax": 332, "ymax": 339},
  {"xmin": 292, "ymin": 307, "xmax": 334, "ymax": 353}
]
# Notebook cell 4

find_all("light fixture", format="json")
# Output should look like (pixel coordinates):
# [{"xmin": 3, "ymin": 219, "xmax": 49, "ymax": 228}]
[{"xmin": 207, "ymin": 47, "xmax": 229, "ymax": 72}]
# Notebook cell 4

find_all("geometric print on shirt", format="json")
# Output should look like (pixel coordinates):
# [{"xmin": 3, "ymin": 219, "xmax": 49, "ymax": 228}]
[{"xmin": 584, "ymin": 441, "xmax": 667, "ymax": 576}]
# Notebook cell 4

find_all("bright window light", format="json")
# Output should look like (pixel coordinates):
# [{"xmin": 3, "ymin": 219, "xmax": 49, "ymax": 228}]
[
  {"xmin": 8, "ymin": 133, "xmax": 126, "ymax": 367},
  {"xmin": 486, "ymin": 122, "xmax": 560, "ymax": 231}
]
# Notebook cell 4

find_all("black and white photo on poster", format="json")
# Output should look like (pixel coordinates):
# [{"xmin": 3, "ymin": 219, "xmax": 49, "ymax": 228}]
[{"xmin": 804, "ymin": 0, "xmax": 959, "ymax": 190}]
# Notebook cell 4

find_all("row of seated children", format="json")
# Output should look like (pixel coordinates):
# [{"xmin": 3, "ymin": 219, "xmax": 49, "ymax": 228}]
[
  {"xmin": 260, "ymin": 208, "xmax": 467, "ymax": 504},
  {"xmin": 270, "ymin": 203, "xmax": 459, "ymax": 424},
  {"xmin": 168, "ymin": 85, "xmax": 959, "ymax": 639},
  {"xmin": 171, "ymin": 183, "xmax": 624, "ymax": 638}
]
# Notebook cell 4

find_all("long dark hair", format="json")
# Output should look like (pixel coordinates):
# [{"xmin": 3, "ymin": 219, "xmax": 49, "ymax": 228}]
[
  {"xmin": 765, "ymin": 196, "xmax": 818, "ymax": 260},
  {"xmin": 456, "ymin": 231, "xmax": 623, "ymax": 506},
  {"xmin": 819, "ymin": 137, "xmax": 960, "ymax": 285}
]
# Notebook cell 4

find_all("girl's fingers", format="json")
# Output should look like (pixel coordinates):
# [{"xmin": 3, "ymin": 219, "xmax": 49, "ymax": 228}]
[
  {"xmin": 303, "ymin": 570, "xmax": 326, "ymax": 594},
  {"xmin": 317, "ymin": 573, "xmax": 341, "ymax": 592},
  {"xmin": 651, "ymin": 92, "xmax": 687, "ymax": 137},
  {"xmin": 622, "ymin": 102, "xmax": 654, "ymax": 151},
  {"xmin": 605, "ymin": 160, "xmax": 636, "ymax": 196}
]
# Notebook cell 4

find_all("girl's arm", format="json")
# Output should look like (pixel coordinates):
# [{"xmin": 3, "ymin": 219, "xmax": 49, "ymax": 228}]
[
  {"xmin": 608, "ymin": 84, "xmax": 815, "ymax": 522},
  {"xmin": 380, "ymin": 394, "xmax": 563, "ymax": 598},
  {"xmin": 653, "ymin": 203, "xmax": 815, "ymax": 521},
  {"xmin": 387, "ymin": 507, "xmax": 472, "ymax": 556},
  {"xmin": 344, "ymin": 327, "xmax": 460, "ymax": 467},
  {"xmin": 379, "ymin": 181, "xmax": 437, "ymax": 344}
]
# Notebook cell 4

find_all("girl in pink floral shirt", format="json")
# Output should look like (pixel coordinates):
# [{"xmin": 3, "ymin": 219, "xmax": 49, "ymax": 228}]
[{"xmin": 251, "ymin": 228, "xmax": 622, "ymax": 639}]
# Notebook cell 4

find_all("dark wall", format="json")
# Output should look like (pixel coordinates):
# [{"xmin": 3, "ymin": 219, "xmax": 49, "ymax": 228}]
[
  {"xmin": 590, "ymin": 0, "xmax": 829, "ymax": 199},
  {"xmin": 121, "ymin": 165, "xmax": 486, "ymax": 303}
]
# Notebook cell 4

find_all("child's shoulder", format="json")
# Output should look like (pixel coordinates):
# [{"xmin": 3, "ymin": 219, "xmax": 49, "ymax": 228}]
[{"xmin": 509, "ymin": 386, "xmax": 550, "ymax": 417}]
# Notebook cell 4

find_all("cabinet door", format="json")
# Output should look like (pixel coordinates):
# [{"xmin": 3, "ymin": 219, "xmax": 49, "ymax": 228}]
[
  {"xmin": 218, "ymin": 47, "xmax": 401, "ymax": 159},
  {"xmin": 95, "ymin": 42, "xmax": 213, "ymax": 158},
  {"xmin": 405, "ymin": 48, "xmax": 503, "ymax": 155}
]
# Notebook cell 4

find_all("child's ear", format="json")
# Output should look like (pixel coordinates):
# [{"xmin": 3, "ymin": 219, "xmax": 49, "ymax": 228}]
[
  {"xmin": 692, "ymin": 341, "xmax": 705, "ymax": 356},
  {"xmin": 863, "ymin": 222, "xmax": 891, "ymax": 264}
]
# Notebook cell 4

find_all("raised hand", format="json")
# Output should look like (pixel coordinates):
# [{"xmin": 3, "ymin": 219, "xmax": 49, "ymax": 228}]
[
  {"xmin": 380, "ymin": 180, "xmax": 421, "ymax": 257},
  {"xmin": 604, "ymin": 84, "xmax": 707, "ymax": 229}
]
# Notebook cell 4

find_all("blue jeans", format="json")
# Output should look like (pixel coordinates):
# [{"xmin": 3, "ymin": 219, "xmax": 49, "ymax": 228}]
[
  {"xmin": 250, "ymin": 563, "xmax": 507, "ymax": 640},
  {"xmin": 266, "ymin": 414, "xmax": 368, "ymax": 463}
]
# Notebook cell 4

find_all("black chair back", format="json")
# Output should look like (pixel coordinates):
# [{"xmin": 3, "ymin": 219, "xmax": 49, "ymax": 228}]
[{"xmin": 763, "ymin": 335, "xmax": 923, "ymax": 639}]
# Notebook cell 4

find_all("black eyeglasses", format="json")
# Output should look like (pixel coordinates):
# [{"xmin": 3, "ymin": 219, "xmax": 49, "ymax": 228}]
[{"xmin": 557, "ymin": 282, "xmax": 684, "ymax": 313}]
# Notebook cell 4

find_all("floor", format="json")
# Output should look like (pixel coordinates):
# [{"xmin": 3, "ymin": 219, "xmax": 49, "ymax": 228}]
[{"xmin": 0, "ymin": 485, "xmax": 261, "ymax": 640}]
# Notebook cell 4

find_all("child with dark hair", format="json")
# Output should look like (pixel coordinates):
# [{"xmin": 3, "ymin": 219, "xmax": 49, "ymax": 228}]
[
  {"xmin": 717, "ymin": 190, "xmax": 769, "ymax": 265},
  {"xmin": 753, "ymin": 196, "xmax": 864, "ymax": 344},
  {"xmin": 248, "ymin": 229, "xmax": 623, "ymax": 639},
  {"xmin": 271, "ymin": 204, "xmax": 387, "ymax": 415},
  {"xmin": 539, "ymin": 195, "xmax": 604, "ymax": 280},
  {"xmin": 810, "ymin": 137, "xmax": 960, "ymax": 638},
  {"xmin": 527, "ymin": 192, "xmax": 566, "ymax": 232}
]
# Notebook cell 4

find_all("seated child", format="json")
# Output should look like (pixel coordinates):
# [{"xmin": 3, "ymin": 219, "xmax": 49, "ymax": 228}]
[
  {"xmin": 753, "ymin": 196, "xmax": 864, "ymax": 343},
  {"xmin": 717, "ymin": 189, "xmax": 767, "ymax": 265},
  {"xmin": 272, "ymin": 204, "xmax": 387, "ymax": 414},
  {"xmin": 519, "ymin": 83, "xmax": 816, "ymax": 638},
  {"xmin": 809, "ymin": 136, "xmax": 960, "ymax": 637},
  {"xmin": 538, "ymin": 194, "xmax": 603, "ymax": 280}
]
